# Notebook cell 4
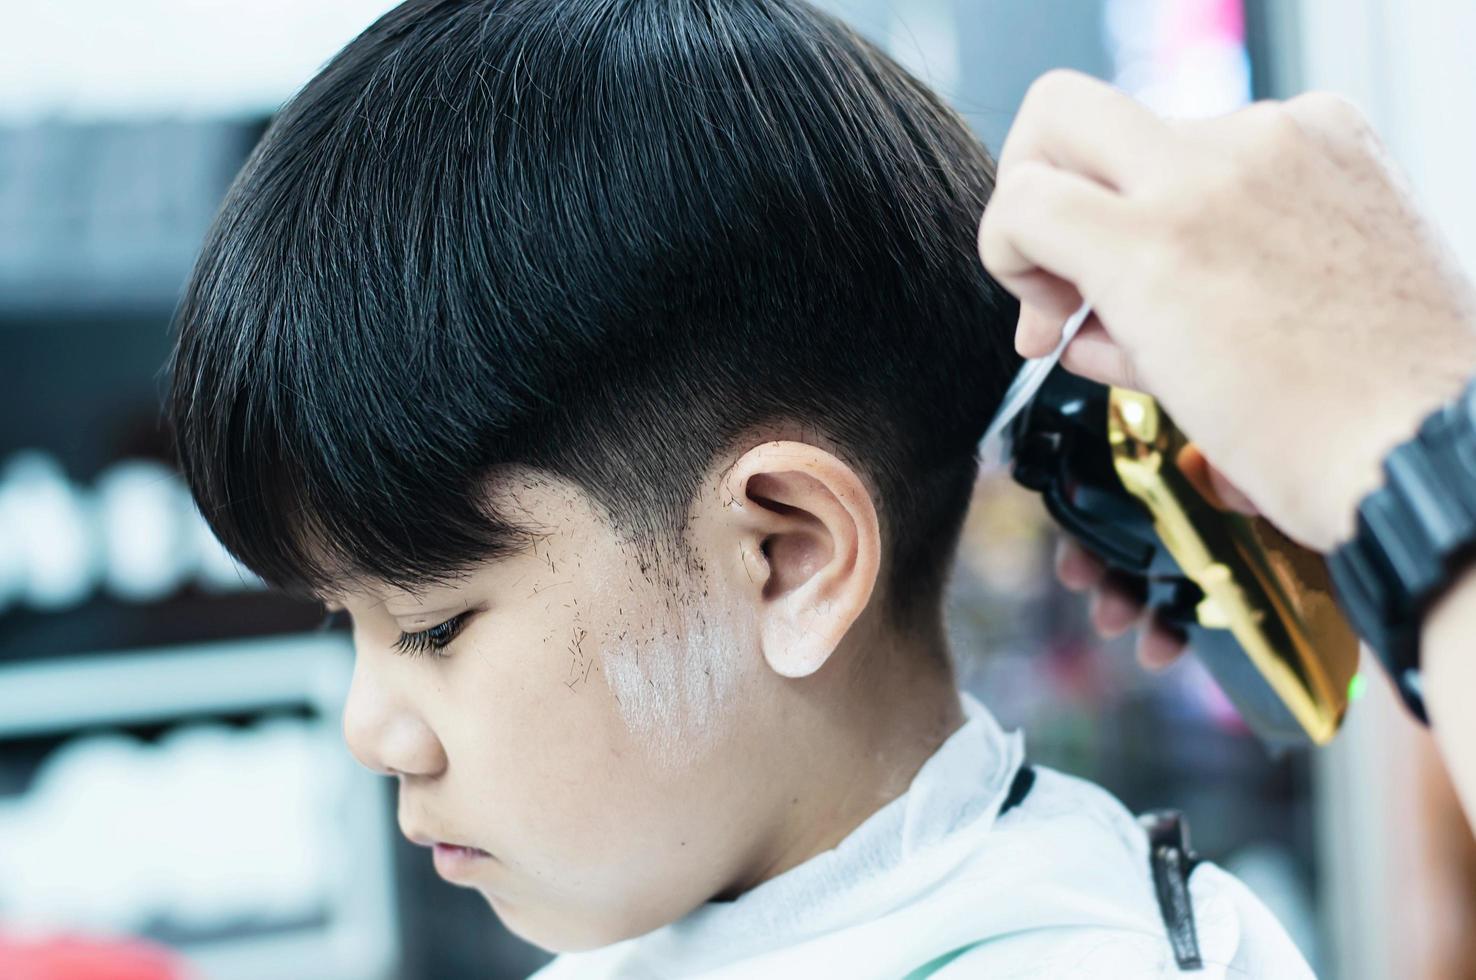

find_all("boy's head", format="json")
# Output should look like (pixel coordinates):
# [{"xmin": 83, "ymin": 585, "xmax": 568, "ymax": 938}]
[{"xmin": 169, "ymin": 0, "xmax": 1016, "ymax": 952}]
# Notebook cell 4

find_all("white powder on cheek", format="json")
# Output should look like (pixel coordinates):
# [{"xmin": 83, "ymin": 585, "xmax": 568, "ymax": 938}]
[
  {"xmin": 503, "ymin": 471, "xmax": 747, "ymax": 767},
  {"xmin": 597, "ymin": 575, "xmax": 748, "ymax": 769}
]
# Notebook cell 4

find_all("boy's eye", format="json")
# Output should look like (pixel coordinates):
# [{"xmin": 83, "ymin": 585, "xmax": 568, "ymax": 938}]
[{"xmin": 393, "ymin": 611, "xmax": 473, "ymax": 658}]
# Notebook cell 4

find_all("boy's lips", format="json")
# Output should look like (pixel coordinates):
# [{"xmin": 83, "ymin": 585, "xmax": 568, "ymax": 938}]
[
  {"xmin": 402, "ymin": 826, "xmax": 493, "ymax": 879},
  {"xmin": 430, "ymin": 842, "xmax": 492, "ymax": 880}
]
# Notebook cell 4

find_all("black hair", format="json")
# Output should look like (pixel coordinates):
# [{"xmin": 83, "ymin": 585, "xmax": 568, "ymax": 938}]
[{"xmin": 167, "ymin": 0, "xmax": 1019, "ymax": 624}]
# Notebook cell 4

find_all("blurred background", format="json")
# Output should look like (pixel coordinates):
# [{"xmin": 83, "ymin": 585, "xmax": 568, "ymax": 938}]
[{"xmin": 2, "ymin": 0, "xmax": 1475, "ymax": 977}]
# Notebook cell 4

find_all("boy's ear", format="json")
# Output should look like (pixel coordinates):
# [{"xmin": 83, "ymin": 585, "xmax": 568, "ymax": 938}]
[{"xmin": 715, "ymin": 441, "xmax": 881, "ymax": 678}]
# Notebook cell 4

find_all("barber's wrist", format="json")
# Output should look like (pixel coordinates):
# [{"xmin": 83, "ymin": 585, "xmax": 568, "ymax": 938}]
[
  {"xmin": 1420, "ymin": 498, "xmax": 1476, "ymax": 826},
  {"xmin": 1422, "ymin": 560, "xmax": 1476, "ymax": 725},
  {"xmin": 1321, "ymin": 383, "xmax": 1474, "ymax": 552},
  {"xmin": 1326, "ymin": 370, "xmax": 1476, "ymax": 722}
]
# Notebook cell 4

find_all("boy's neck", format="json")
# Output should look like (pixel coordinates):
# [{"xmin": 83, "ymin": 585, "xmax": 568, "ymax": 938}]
[{"xmin": 727, "ymin": 616, "xmax": 967, "ymax": 898}]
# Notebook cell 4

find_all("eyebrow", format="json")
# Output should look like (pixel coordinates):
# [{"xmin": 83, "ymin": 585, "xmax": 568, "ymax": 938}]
[{"xmin": 383, "ymin": 596, "xmax": 476, "ymax": 621}]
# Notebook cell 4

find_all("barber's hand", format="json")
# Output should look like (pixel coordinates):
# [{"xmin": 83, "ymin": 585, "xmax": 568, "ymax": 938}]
[
  {"xmin": 1054, "ymin": 536, "xmax": 1187, "ymax": 670},
  {"xmin": 1055, "ymin": 450, "xmax": 1257, "ymax": 668},
  {"xmin": 979, "ymin": 71, "xmax": 1476, "ymax": 553}
]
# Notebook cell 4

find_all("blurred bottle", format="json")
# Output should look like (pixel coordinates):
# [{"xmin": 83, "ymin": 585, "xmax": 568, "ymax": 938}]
[{"xmin": 0, "ymin": 933, "xmax": 191, "ymax": 980}]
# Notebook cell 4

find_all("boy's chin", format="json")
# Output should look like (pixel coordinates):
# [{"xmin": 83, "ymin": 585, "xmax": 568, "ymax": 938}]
[{"xmin": 485, "ymin": 891, "xmax": 641, "ymax": 955}]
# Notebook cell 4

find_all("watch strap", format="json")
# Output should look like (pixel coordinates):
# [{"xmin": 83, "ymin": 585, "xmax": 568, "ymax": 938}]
[{"xmin": 1328, "ymin": 380, "xmax": 1476, "ymax": 723}]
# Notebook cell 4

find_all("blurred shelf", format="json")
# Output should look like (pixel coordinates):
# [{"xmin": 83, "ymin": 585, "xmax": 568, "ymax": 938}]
[{"xmin": 0, "ymin": 589, "xmax": 324, "ymax": 664}]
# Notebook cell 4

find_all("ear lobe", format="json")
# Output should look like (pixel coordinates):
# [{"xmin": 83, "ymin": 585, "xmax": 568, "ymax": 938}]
[
  {"xmin": 762, "ymin": 595, "xmax": 845, "ymax": 678},
  {"xmin": 721, "ymin": 442, "xmax": 882, "ymax": 679}
]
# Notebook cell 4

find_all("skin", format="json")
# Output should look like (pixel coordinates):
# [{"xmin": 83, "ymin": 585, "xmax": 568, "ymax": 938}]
[
  {"xmin": 978, "ymin": 71, "xmax": 1476, "ymax": 828},
  {"xmin": 329, "ymin": 432, "xmax": 964, "ymax": 952}
]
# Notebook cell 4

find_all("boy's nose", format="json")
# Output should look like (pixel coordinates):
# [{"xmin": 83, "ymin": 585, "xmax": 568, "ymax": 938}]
[{"xmin": 342, "ymin": 660, "xmax": 448, "ymax": 779}]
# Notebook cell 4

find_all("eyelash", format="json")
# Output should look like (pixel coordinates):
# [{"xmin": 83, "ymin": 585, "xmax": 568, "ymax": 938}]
[{"xmin": 393, "ymin": 611, "xmax": 473, "ymax": 658}]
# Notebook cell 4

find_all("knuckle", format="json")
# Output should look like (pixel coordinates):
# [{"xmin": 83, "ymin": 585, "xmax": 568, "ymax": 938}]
[
  {"xmin": 1214, "ymin": 102, "xmax": 1301, "ymax": 170},
  {"xmin": 1245, "ymin": 102, "xmax": 1306, "ymax": 156},
  {"xmin": 977, "ymin": 195, "xmax": 1009, "ymax": 248},
  {"xmin": 1289, "ymin": 90, "xmax": 1371, "ymax": 135},
  {"xmin": 976, "ymin": 208, "xmax": 1017, "ymax": 272},
  {"xmin": 1001, "ymin": 159, "xmax": 1050, "ymax": 199},
  {"xmin": 987, "ymin": 162, "xmax": 1048, "ymax": 231},
  {"xmin": 1021, "ymin": 68, "xmax": 1090, "ymax": 114}
]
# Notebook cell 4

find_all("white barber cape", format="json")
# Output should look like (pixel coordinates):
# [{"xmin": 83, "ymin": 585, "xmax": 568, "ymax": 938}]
[{"xmin": 537, "ymin": 694, "xmax": 1313, "ymax": 979}]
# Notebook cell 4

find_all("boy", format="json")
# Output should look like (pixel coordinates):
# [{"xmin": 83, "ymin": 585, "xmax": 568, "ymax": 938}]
[{"xmin": 168, "ymin": 0, "xmax": 1313, "ymax": 975}]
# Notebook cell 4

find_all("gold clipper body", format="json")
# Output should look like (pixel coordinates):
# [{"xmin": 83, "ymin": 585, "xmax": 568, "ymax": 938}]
[{"xmin": 1107, "ymin": 388, "xmax": 1360, "ymax": 745}]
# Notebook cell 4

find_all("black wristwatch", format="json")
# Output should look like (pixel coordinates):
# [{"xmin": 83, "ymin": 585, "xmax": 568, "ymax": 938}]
[{"xmin": 1328, "ymin": 378, "xmax": 1476, "ymax": 723}]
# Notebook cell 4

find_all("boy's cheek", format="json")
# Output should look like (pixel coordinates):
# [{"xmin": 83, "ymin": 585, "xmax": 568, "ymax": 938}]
[
  {"xmin": 457, "ymin": 643, "xmax": 738, "ymax": 908},
  {"xmin": 449, "ymin": 615, "xmax": 660, "ymax": 831},
  {"xmin": 430, "ymin": 574, "xmax": 753, "ymax": 936}
]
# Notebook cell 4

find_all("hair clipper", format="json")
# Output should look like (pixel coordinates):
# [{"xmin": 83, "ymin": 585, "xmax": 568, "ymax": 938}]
[{"xmin": 981, "ymin": 307, "xmax": 1360, "ymax": 749}]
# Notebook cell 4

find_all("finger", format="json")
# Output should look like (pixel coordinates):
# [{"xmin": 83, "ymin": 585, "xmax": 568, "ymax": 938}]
[
  {"xmin": 1017, "ymin": 299, "xmax": 1086, "ymax": 358},
  {"xmin": 1059, "ymin": 317, "xmax": 1141, "ymax": 389},
  {"xmin": 1089, "ymin": 572, "xmax": 1148, "ymax": 639},
  {"xmin": 1014, "ymin": 289, "xmax": 1086, "ymax": 357},
  {"xmin": 1207, "ymin": 464, "xmax": 1260, "ymax": 516},
  {"xmin": 979, "ymin": 160, "xmax": 1129, "ymax": 303},
  {"xmin": 1055, "ymin": 536, "xmax": 1107, "ymax": 591},
  {"xmin": 996, "ymin": 69, "xmax": 1172, "ymax": 192},
  {"xmin": 1136, "ymin": 614, "xmax": 1189, "ymax": 671}
]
